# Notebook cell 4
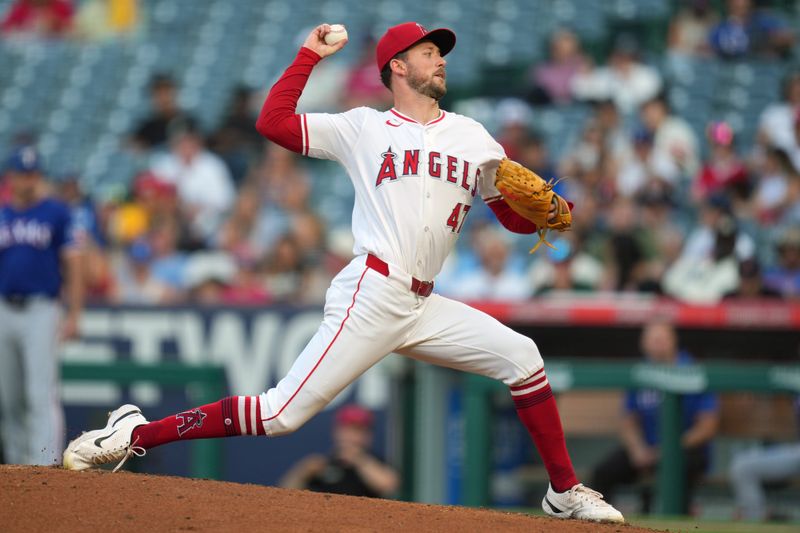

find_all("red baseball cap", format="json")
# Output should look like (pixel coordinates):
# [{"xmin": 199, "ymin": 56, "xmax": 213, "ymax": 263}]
[
  {"xmin": 335, "ymin": 404, "xmax": 374, "ymax": 427},
  {"xmin": 376, "ymin": 22, "xmax": 456, "ymax": 72}
]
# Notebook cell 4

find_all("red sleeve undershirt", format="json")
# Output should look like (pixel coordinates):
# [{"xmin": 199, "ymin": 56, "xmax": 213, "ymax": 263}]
[
  {"xmin": 485, "ymin": 196, "xmax": 538, "ymax": 234},
  {"xmin": 486, "ymin": 197, "xmax": 574, "ymax": 234},
  {"xmin": 255, "ymin": 47, "xmax": 322, "ymax": 153}
]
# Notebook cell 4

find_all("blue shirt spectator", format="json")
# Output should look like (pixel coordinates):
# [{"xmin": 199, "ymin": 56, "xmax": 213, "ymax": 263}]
[
  {"xmin": 763, "ymin": 227, "xmax": 800, "ymax": 299},
  {"xmin": 591, "ymin": 319, "xmax": 720, "ymax": 515},
  {"xmin": 624, "ymin": 351, "xmax": 719, "ymax": 457},
  {"xmin": 709, "ymin": 0, "xmax": 794, "ymax": 59}
]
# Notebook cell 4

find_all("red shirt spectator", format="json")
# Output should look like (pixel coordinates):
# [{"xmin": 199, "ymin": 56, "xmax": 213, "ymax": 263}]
[
  {"xmin": 1, "ymin": 0, "xmax": 74, "ymax": 37},
  {"xmin": 694, "ymin": 121, "xmax": 748, "ymax": 201},
  {"xmin": 0, "ymin": 177, "xmax": 11, "ymax": 205},
  {"xmin": 340, "ymin": 38, "xmax": 393, "ymax": 110}
]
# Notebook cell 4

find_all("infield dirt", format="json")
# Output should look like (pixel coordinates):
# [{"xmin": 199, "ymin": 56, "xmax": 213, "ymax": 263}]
[{"xmin": 0, "ymin": 465, "xmax": 661, "ymax": 532}]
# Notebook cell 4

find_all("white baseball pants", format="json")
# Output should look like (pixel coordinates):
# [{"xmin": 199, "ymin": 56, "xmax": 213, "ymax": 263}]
[{"xmin": 260, "ymin": 254, "xmax": 543, "ymax": 436}]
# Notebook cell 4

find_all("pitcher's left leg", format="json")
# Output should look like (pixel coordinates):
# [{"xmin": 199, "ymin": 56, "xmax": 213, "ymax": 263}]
[
  {"xmin": 398, "ymin": 294, "xmax": 623, "ymax": 523},
  {"xmin": 396, "ymin": 294, "xmax": 575, "ymax": 488}
]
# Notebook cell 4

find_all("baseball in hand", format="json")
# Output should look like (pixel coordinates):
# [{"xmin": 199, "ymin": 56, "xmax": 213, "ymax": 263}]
[{"xmin": 324, "ymin": 24, "xmax": 348, "ymax": 46}]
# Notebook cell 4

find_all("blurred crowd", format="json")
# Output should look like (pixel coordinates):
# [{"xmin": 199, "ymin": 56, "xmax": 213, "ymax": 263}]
[
  {"xmin": 1, "ymin": 0, "xmax": 140, "ymax": 42},
  {"xmin": 443, "ymin": 0, "xmax": 800, "ymax": 304},
  {"xmin": 2, "ymin": 0, "xmax": 800, "ymax": 306}
]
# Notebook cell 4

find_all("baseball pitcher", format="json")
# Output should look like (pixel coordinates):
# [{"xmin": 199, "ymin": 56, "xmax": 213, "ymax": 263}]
[{"xmin": 63, "ymin": 22, "xmax": 622, "ymax": 523}]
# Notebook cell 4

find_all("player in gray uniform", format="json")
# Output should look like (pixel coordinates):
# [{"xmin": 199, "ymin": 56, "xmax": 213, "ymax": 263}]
[{"xmin": 0, "ymin": 146, "xmax": 83, "ymax": 464}]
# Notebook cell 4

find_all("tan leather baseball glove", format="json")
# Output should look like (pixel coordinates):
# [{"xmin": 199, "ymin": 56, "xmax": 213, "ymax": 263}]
[{"xmin": 494, "ymin": 158, "xmax": 572, "ymax": 253}]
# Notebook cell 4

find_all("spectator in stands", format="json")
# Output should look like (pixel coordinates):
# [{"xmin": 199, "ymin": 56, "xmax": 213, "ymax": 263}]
[
  {"xmin": 494, "ymin": 99, "xmax": 534, "ymax": 162},
  {"xmin": 603, "ymin": 199, "xmax": 648, "ymax": 292},
  {"xmin": 519, "ymin": 132, "xmax": 558, "ymax": 188},
  {"xmin": 757, "ymin": 70, "xmax": 800, "ymax": 155},
  {"xmin": 217, "ymin": 185, "xmax": 266, "ymax": 264},
  {"xmin": 439, "ymin": 226, "xmax": 531, "ymax": 301},
  {"xmin": 680, "ymin": 192, "xmax": 755, "ymax": 262},
  {"xmin": 280, "ymin": 404, "xmax": 399, "ymax": 498},
  {"xmin": 72, "ymin": 0, "xmax": 140, "ymax": 41},
  {"xmin": 728, "ymin": 396, "xmax": 800, "ymax": 521},
  {"xmin": 616, "ymin": 127, "xmax": 678, "ymax": 199},
  {"xmin": 263, "ymin": 234, "xmax": 304, "ymax": 303},
  {"xmin": 56, "ymin": 174, "xmax": 113, "ymax": 301},
  {"xmin": 571, "ymin": 33, "xmax": 662, "ymax": 115},
  {"xmin": 593, "ymin": 98, "xmax": 633, "ymax": 168},
  {"xmin": 667, "ymin": 0, "xmax": 717, "ymax": 59},
  {"xmin": 639, "ymin": 95, "xmax": 700, "ymax": 184},
  {"xmin": 220, "ymin": 252, "xmax": 270, "ymax": 306},
  {"xmin": 340, "ymin": 36, "xmax": 393, "ymax": 110},
  {"xmin": 723, "ymin": 258, "xmax": 781, "ymax": 299},
  {"xmin": 694, "ymin": 121, "xmax": 749, "ymax": 203},
  {"xmin": 590, "ymin": 319, "xmax": 719, "ymax": 514},
  {"xmin": 55, "ymin": 174, "xmax": 103, "ymax": 248},
  {"xmin": 529, "ymin": 235, "xmax": 603, "ymax": 295},
  {"xmin": 150, "ymin": 117, "xmax": 236, "ymax": 247},
  {"xmin": 107, "ymin": 170, "xmax": 194, "ymax": 259},
  {"xmin": 752, "ymin": 147, "xmax": 795, "ymax": 224},
  {"xmin": 639, "ymin": 186, "xmax": 678, "ymax": 232},
  {"xmin": 184, "ymin": 251, "xmax": 236, "ymax": 305},
  {"xmin": 209, "ymin": 85, "xmax": 263, "ymax": 184},
  {"xmin": 147, "ymin": 218, "xmax": 188, "ymax": 293},
  {"xmin": 107, "ymin": 192, "xmax": 149, "ymax": 247},
  {"xmin": 560, "ymin": 118, "xmax": 611, "ymax": 192},
  {"xmin": 111, "ymin": 239, "xmax": 175, "ymax": 304},
  {"xmin": 561, "ymin": 102, "xmax": 629, "ymax": 206},
  {"xmin": 527, "ymin": 28, "xmax": 587, "ymax": 106},
  {"xmin": 763, "ymin": 227, "xmax": 800, "ymax": 300},
  {"xmin": 1, "ymin": 0, "xmax": 74, "ymax": 38},
  {"xmin": 663, "ymin": 214, "xmax": 741, "ymax": 303},
  {"xmin": 709, "ymin": 0, "xmax": 794, "ymax": 60},
  {"xmin": 779, "ymin": 151, "xmax": 800, "ymax": 226},
  {"xmin": 639, "ymin": 214, "xmax": 685, "ymax": 294},
  {"xmin": 247, "ymin": 144, "xmax": 312, "ymax": 253},
  {"xmin": 791, "ymin": 109, "xmax": 800, "ymax": 173},
  {"xmin": 290, "ymin": 211, "xmax": 332, "ymax": 305},
  {"xmin": 129, "ymin": 74, "xmax": 197, "ymax": 152}
]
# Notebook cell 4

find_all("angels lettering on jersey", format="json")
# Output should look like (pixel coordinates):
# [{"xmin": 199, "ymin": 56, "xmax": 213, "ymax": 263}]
[{"xmin": 375, "ymin": 145, "xmax": 479, "ymax": 197}]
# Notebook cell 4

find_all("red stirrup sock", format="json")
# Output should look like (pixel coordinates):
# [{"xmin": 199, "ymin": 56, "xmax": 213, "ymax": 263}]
[
  {"xmin": 132, "ymin": 396, "xmax": 266, "ymax": 450},
  {"xmin": 511, "ymin": 369, "xmax": 579, "ymax": 493}
]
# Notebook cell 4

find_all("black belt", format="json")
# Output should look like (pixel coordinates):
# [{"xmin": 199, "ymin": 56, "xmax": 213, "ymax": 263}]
[
  {"xmin": 2, "ymin": 294, "xmax": 32, "ymax": 309},
  {"xmin": 366, "ymin": 254, "xmax": 434, "ymax": 297}
]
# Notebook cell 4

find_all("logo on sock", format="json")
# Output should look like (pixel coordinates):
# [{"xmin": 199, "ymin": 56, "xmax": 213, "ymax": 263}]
[{"xmin": 176, "ymin": 408, "xmax": 207, "ymax": 437}]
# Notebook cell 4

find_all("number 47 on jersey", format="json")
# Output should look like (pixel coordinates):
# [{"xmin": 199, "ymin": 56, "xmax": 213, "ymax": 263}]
[{"xmin": 447, "ymin": 203, "xmax": 470, "ymax": 233}]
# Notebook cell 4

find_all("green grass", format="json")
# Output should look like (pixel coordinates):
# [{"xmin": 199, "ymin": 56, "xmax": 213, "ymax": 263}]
[
  {"xmin": 629, "ymin": 516, "xmax": 800, "ymax": 533},
  {"xmin": 515, "ymin": 508, "xmax": 799, "ymax": 533}
]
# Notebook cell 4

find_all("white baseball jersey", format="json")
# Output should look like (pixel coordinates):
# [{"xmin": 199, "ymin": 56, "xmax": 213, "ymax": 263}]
[{"xmin": 300, "ymin": 107, "xmax": 506, "ymax": 281}]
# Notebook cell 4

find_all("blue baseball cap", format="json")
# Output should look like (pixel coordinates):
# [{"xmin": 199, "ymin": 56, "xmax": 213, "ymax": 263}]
[
  {"xmin": 6, "ymin": 145, "xmax": 43, "ymax": 173},
  {"xmin": 129, "ymin": 239, "xmax": 154, "ymax": 264}
]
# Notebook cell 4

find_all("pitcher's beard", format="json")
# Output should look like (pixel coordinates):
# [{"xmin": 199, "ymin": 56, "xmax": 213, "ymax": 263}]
[{"xmin": 407, "ymin": 69, "xmax": 447, "ymax": 101}]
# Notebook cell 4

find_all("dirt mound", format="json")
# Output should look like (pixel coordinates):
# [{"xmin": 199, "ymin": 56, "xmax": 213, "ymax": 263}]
[{"xmin": 0, "ymin": 465, "xmax": 658, "ymax": 532}]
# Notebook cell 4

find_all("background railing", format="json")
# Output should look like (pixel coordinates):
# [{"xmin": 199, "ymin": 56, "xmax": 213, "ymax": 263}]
[{"xmin": 462, "ymin": 360, "xmax": 800, "ymax": 514}]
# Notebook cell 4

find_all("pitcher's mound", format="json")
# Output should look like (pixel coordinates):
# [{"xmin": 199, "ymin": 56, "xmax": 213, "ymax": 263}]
[{"xmin": 0, "ymin": 465, "xmax": 658, "ymax": 532}]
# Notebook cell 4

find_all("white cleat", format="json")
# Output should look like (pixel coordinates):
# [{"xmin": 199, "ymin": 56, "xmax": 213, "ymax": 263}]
[
  {"xmin": 542, "ymin": 483, "xmax": 625, "ymax": 523},
  {"xmin": 63, "ymin": 404, "xmax": 149, "ymax": 472}
]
